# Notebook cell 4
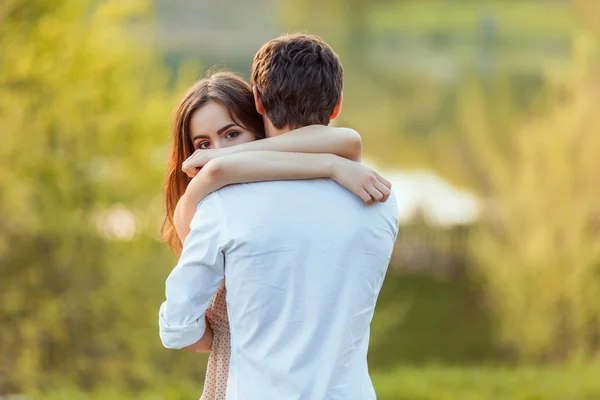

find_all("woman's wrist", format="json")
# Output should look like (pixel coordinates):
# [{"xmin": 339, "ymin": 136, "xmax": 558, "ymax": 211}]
[{"xmin": 326, "ymin": 154, "xmax": 344, "ymax": 181}]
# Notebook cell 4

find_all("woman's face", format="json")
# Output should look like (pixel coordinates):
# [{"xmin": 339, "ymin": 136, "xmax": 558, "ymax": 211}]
[{"xmin": 189, "ymin": 101, "xmax": 257, "ymax": 151}]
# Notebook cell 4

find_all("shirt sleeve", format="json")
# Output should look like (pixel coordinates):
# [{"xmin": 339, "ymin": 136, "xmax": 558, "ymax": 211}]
[{"xmin": 159, "ymin": 193, "xmax": 227, "ymax": 349}]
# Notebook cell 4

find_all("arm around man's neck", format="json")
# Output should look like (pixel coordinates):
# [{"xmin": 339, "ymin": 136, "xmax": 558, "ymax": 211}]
[{"xmin": 227, "ymin": 125, "xmax": 362, "ymax": 162}]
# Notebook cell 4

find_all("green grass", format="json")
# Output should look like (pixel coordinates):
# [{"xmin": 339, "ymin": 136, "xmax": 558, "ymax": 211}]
[
  {"xmin": 34, "ymin": 365, "xmax": 600, "ymax": 400},
  {"xmin": 373, "ymin": 365, "xmax": 600, "ymax": 400}
]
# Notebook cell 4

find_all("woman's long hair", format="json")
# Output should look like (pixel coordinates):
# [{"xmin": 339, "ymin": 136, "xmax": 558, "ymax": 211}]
[{"xmin": 162, "ymin": 72, "xmax": 265, "ymax": 255}]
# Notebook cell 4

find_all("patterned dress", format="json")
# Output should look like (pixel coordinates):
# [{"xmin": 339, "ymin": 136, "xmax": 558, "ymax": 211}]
[{"xmin": 200, "ymin": 282, "xmax": 230, "ymax": 400}]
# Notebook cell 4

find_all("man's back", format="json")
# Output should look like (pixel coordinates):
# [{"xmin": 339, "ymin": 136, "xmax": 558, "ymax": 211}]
[{"xmin": 214, "ymin": 179, "xmax": 398, "ymax": 399}]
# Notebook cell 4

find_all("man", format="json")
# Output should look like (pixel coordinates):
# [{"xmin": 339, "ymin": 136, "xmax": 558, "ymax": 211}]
[{"xmin": 159, "ymin": 33, "xmax": 398, "ymax": 399}]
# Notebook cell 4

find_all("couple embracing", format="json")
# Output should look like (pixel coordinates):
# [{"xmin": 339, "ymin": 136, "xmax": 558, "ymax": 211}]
[{"xmin": 159, "ymin": 33, "xmax": 398, "ymax": 400}]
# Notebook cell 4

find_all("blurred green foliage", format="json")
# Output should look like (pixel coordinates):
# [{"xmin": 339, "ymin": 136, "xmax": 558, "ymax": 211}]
[
  {"xmin": 369, "ymin": 275, "xmax": 501, "ymax": 367},
  {"xmin": 469, "ymin": 33, "xmax": 600, "ymax": 362},
  {"xmin": 0, "ymin": 0, "xmax": 205, "ymax": 393},
  {"xmin": 1, "ymin": 0, "xmax": 600, "ymax": 397}
]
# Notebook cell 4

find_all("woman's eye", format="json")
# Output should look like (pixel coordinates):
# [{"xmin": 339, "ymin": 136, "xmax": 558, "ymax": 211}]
[
  {"xmin": 197, "ymin": 141, "xmax": 211, "ymax": 149},
  {"xmin": 225, "ymin": 131, "xmax": 241, "ymax": 140}
]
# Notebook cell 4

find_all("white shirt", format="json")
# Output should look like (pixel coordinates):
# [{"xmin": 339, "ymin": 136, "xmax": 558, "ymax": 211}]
[{"xmin": 159, "ymin": 179, "xmax": 398, "ymax": 399}]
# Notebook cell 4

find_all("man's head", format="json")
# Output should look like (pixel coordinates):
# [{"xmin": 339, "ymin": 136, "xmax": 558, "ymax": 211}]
[{"xmin": 251, "ymin": 33, "xmax": 344, "ymax": 135}]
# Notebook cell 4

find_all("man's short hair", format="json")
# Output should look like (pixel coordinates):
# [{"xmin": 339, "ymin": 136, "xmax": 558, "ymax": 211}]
[{"xmin": 251, "ymin": 33, "xmax": 344, "ymax": 129}]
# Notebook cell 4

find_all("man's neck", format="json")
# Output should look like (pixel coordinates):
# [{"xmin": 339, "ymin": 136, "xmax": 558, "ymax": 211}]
[{"xmin": 263, "ymin": 116, "xmax": 300, "ymax": 137}]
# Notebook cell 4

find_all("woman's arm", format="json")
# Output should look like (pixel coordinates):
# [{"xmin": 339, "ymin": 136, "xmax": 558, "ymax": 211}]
[
  {"xmin": 182, "ymin": 126, "xmax": 362, "ymax": 177},
  {"xmin": 183, "ymin": 317, "xmax": 213, "ymax": 353},
  {"xmin": 173, "ymin": 151, "xmax": 391, "ymax": 241},
  {"xmin": 233, "ymin": 125, "xmax": 363, "ymax": 161}
]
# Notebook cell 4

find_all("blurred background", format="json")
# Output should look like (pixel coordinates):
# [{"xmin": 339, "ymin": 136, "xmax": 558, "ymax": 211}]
[{"xmin": 1, "ymin": 0, "xmax": 600, "ymax": 399}]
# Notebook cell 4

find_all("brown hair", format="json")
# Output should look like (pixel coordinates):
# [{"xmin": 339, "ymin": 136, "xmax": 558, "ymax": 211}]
[
  {"xmin": 251, "ymin": 33, "xmax": 344, "ymax": 129},
  {"xmin": 162, "ymin": 71, "xmax": 265, "ymax": 255}
]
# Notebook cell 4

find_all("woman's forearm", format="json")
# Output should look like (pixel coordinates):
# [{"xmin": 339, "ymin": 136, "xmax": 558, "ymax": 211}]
[
  {"xmin": 175, "ymin": 151, "xmax": 338, "ymax": 241},
  {"xmin": 173, "ymin": 195, "xmax": 196, "ymax": 242},
  {"xmin": 208, "ymin": 151, "xmax": 337, "ymax": 184},
  {"xmin": 175, "ymin": 152, "xmax": 335, "ymax": 242},
  {"xmin": 226, "ymin": 126, "xmax": 362, "ymax": 161},
  {"xmin": 174, "ymin": 168, "xmax": 223, "ymax": 242}
]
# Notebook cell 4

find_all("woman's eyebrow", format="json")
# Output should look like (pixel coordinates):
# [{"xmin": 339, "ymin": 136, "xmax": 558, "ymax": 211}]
[
  {"xmin": 192, "ymin": 123, "xmax": 237, "ymax": 141},
  {"xmin": 216, "ymin": 123, "xmax": 236, "ymax": 135}
]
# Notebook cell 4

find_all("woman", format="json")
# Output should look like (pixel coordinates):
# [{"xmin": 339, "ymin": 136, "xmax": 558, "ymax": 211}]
[{"xmin": 162, "ymin": 71, "xmax": 391, "ymax": 400}]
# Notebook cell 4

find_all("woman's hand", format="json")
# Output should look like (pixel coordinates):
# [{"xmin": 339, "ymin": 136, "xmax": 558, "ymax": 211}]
[
  {"xmin": 330, "ymin": 158, "xmax": 392, "ymax": 204},
  {"xmin": 182, "ymin": 148, "xmax": 232, "ymax": 178},
  {"xmin": 183, "ymin": 318, "xmax": 214, "ymax": 353}
]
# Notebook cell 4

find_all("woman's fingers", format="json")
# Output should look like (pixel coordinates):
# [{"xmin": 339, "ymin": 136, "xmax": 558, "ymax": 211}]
[
  {"xmin": 357, "ymin": 189, "xmax": 373, "ymax": 204},
  {"xmin": 182, "ymin": 154, "xmax": 199, "ymax": 177},
  {"xmin": 365, "ymin": 183, "xmax": 384, "ymax": 203},
  {"xmin": 182, "ymin": 150, "xmax": 209, "ymax": 177},
  {"xmin": 181, "ymin": 155, "xmax": 196, "ymax": 176},
  {"xmin": 375, "ymin": 172, "xmax": 392, "ymax": 189},
  {"xmin": 373, "ymin": 180, "xmax": 391, "ymax": 202},
  {"xmin": 182, "ymin": 165, "xmax": 200, "ymax": 178}
]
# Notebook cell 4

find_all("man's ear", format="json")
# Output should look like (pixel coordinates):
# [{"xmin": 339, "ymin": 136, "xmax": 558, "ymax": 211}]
[
  {"xmin": 253, "ymin": 86, "xmax": 266, "ymax": 115},
  {"xmin": 330, "ymin": 93, "xmax": 343, "ymax": 121}
]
